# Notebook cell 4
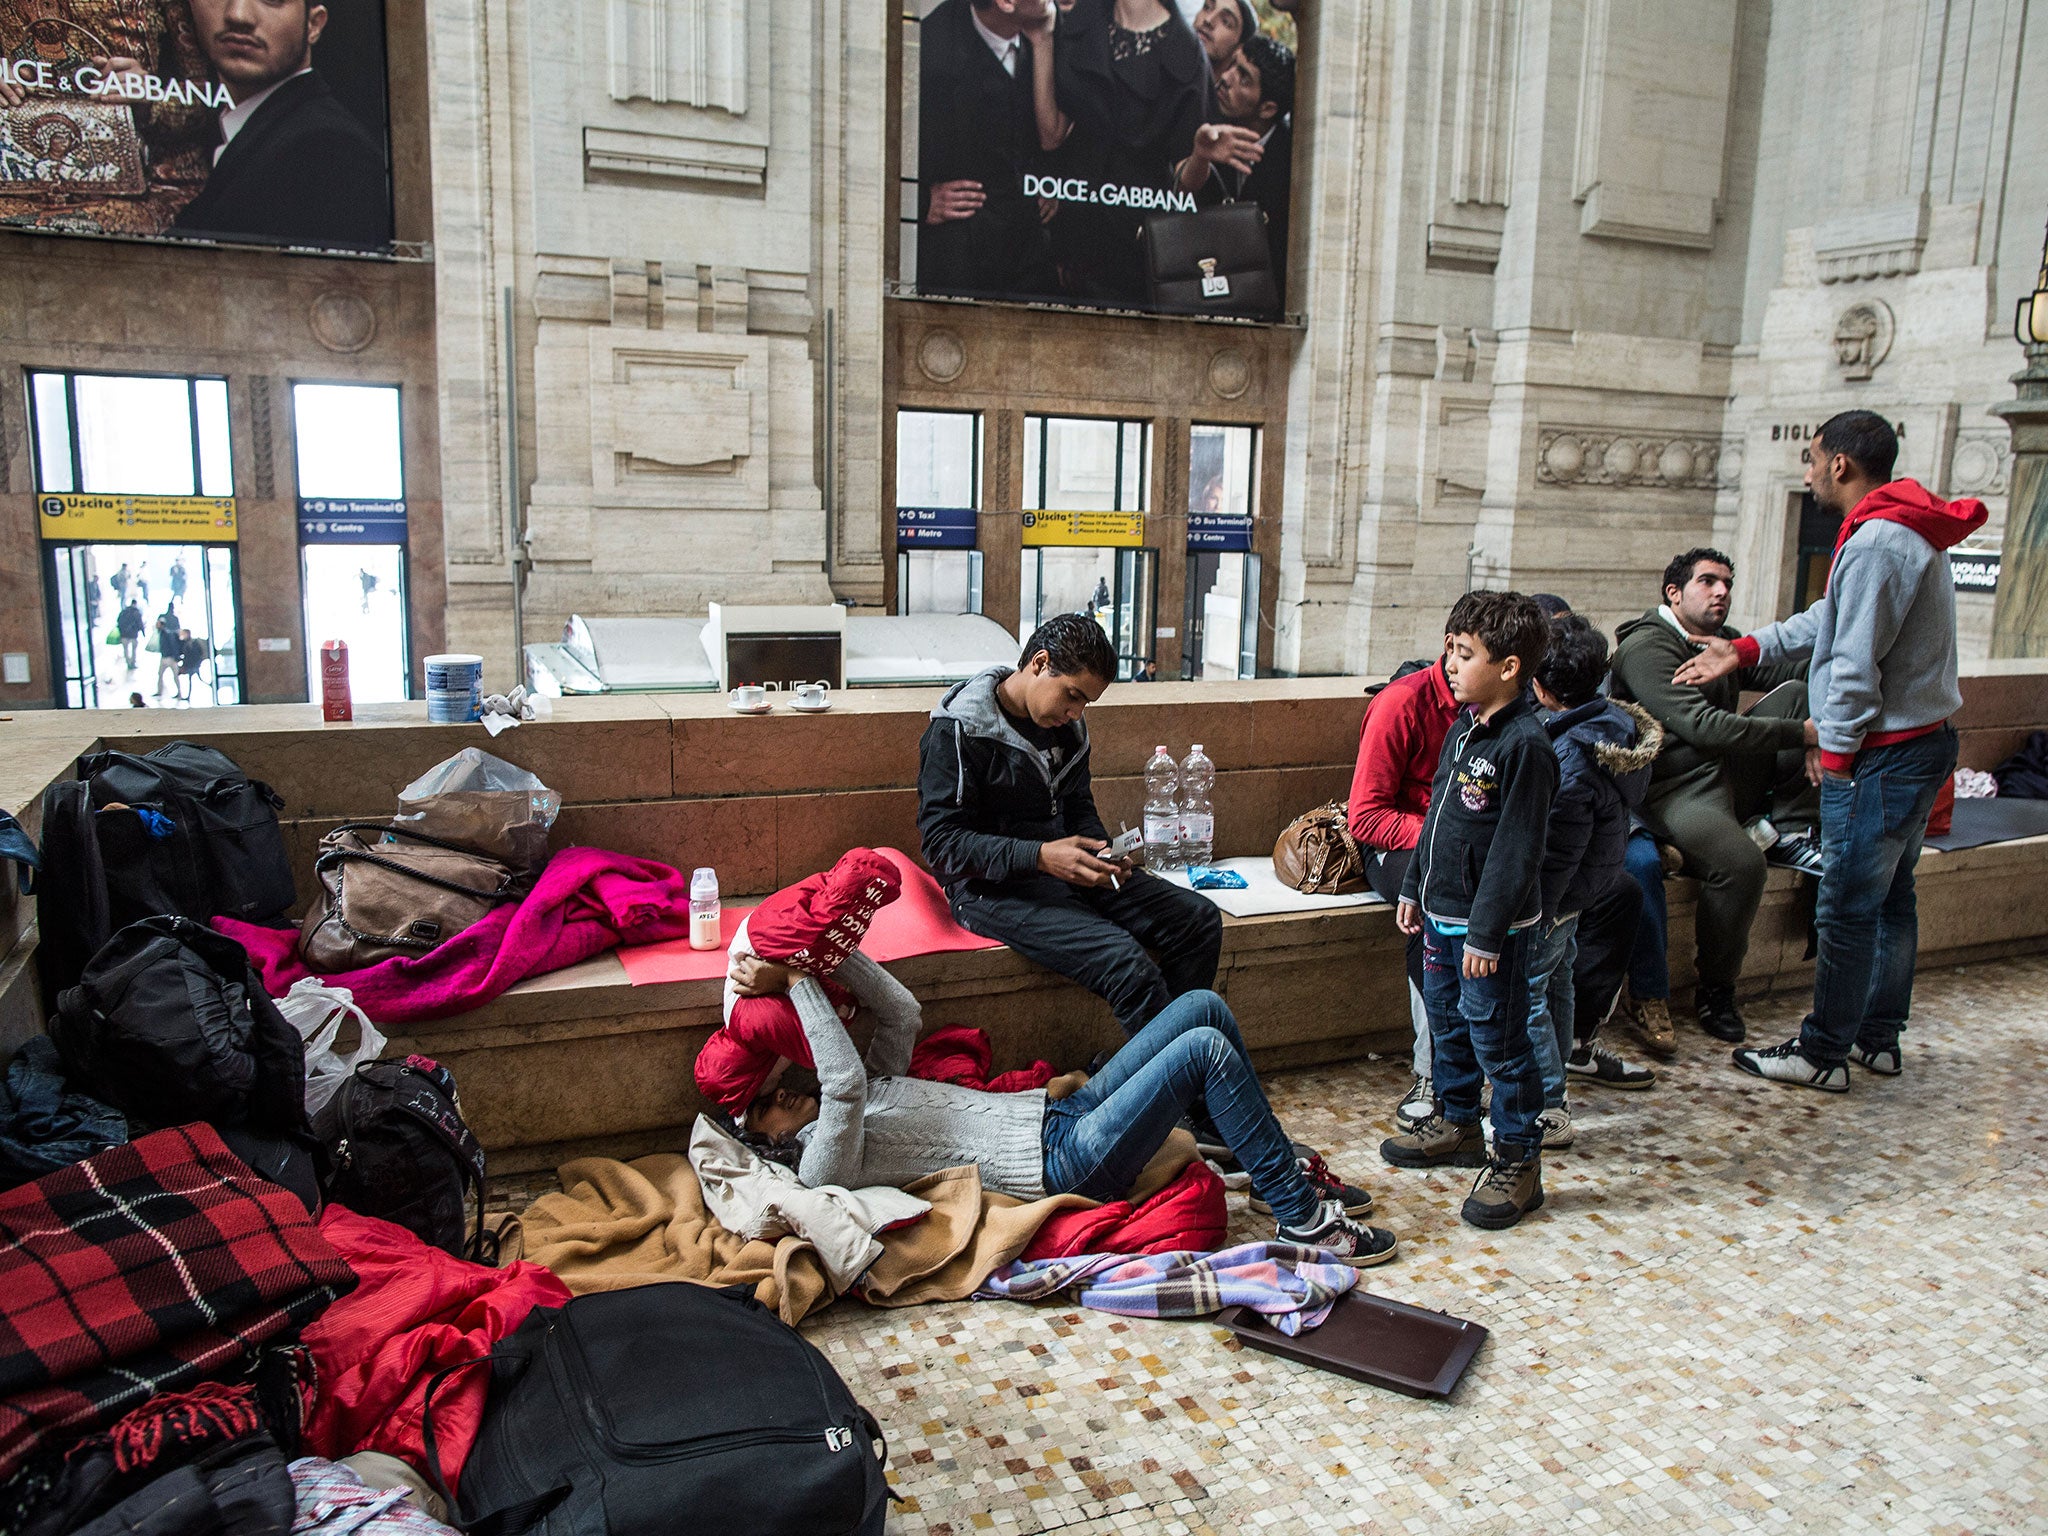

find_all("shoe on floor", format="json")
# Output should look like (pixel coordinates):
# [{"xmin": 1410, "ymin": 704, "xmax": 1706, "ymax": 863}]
[
  {"xmin": 1380, "ymin": 1112, "xmax": 1488, "ymax": 1170},
  {"xmin": 1850, "ymin": 1043, "xmax": 1903, "ymax": 1076},
  {"xmin": 1696, "ymin": 984, "xmax": 1746, "ymax": 1043},
  {"xmin": 1567, "ymin": 1039, "xmax": 1657, "ymax": 1090},
  {"xmin": 1461, "ymin": 1157, "xmax": 1544, "ymax": 1230},
  {"xmin": 1394, "ymin": 1074, "xmax": 1437, "ymax": 1131},
  {"xmin": 1765, "ymin": 831, "xmax": 1825, "ymax": 876},
  {"xmin": 1731, "ymin": 1037, "xmax": 1850, "ymax": 1092},
  {"xmin": 1249, "ymin": 1151, "xmax": 1374, "ymax": 1217},
  {"xmin": 1536, "ymin": 1104, "xmax": 1575, "ymax": 1149},
  {"xmin": 1277, "ymin": 1198, "xmax": 1399, "ymax": 1268},
  {"xmin": 1624, "ymin": 994, "xmax": 1678, "ymax": 1059}
]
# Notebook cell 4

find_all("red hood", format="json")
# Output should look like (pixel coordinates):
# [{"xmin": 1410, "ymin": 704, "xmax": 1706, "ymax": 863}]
[{"xmin": 1835, "ymin": 479, "xmax": 1988, "ymax": 562}]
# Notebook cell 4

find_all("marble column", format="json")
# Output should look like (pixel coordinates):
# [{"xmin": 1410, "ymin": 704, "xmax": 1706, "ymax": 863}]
[{"xmin": 1990, "ymin": 344, "xmax": 2048, "ymax": 657}]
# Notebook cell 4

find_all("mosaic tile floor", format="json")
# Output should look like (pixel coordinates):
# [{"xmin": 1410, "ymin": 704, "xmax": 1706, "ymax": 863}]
[{"xmin": 798, "ymin": 960, "xmax": 2048, "ymax": 1535}]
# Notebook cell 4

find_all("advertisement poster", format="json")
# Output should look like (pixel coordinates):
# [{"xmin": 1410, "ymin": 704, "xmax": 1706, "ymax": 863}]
[
  {"xmin": 912, "ymin": 0, "xmax": 1298, "ymax": 318},
  {"xmin": 0, "ymin": 0, "xmax": 393, "ymax": 251}
]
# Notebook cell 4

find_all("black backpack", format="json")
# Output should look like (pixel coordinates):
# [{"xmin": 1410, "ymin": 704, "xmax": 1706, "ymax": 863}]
[
  {"xmin": 49, "ymin": 916, "xmax": 308, "ymax": 1137},
  {"xmin": 315, "ymin": 1056, "xmax": 490, "ymax": 1262},
  {"xmin": 37, "ymin": 742, "xmax": 295, "ymax": 997},
  {"xmin": 430, "ymin": 1285, "xmax": 892, "ymax": 1536}
]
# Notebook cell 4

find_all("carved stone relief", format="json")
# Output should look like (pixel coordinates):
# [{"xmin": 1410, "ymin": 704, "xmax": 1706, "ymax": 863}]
[
  {"xmin": 310, "ymin": 291, "xmax": 377, "ymax": 353},
  {"xmin": 1949, "ymin": 432, "xmax": 2010, "ymax": 497},
  {"xmin": 916, "ymin": 329, "xmax": 966, "ymax": 384},
  {"xmin": 1535, "ymin": 427, "xmax": 1723, "ymax": 490},
  {"xmin": 1832, "ymin": 299, "xmax": 1895, "ymax": 383},
  {"xmin": 1207, "ymin": 347, "xmax": 1250, "ymax": 399}
]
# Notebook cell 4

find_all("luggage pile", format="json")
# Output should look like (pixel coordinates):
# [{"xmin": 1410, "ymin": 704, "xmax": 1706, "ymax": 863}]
[{"xmin": 4, "ymin": 742, "xmax": 894, "ymax": 1536}]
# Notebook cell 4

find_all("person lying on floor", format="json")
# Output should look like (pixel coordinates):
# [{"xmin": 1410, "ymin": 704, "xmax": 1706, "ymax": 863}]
[{"xmin": 726, "ymin": 948, "xmax": 1399, "ymax": 1267}]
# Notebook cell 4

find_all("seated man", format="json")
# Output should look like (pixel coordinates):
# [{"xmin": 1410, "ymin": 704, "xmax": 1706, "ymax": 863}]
[
  {"xmin": 1346, "ymin": 593, "xmax": 1479, "ymax": 1131},
  {"xmin": 1610, "ymin": 548, "xmax": 1821, "ymax": 1044},
  {"xmin": 917, "ymin": 614, "xmax": 1223, "ymax": 1037}
]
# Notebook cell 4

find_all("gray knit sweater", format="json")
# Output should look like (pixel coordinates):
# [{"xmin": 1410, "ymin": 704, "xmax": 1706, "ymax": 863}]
[{"xmin": 792, "ymin": 951, "xmax": 1048, "ymax": 1199}]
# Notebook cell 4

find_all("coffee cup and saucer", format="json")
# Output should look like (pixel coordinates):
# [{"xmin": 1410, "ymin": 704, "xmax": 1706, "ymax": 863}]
[
  {"xmin": 792, "ymin": 682, "xmax": 833, "ymax": 714},
  {"xmin": 727, "ymin": 684, "xmax": 772, "ymax": 714}
]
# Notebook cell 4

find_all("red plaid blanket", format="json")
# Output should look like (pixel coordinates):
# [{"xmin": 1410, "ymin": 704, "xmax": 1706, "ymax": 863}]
[{"xmin": 0, "ymin": 1124, "xmax": 355, "ymax": 1478}]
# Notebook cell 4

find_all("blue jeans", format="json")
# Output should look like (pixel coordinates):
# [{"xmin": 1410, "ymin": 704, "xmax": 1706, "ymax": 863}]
[
  {"xmin": 1041, "ymin": 990, "xmax": 1317, "ymax": 1227},
  {"xmin": 1525, "ymin": 914, "xmax": 1580, "ymax": 1109},
  {"xmin": 1799, "ymin": 726, "xmax": 1957, "ymax": 1066},
  {"xmin": 1624, "ymin": 830, "xmax": 1670, "ymax": 1001},
  {"xmin": 1421, "ymin": 920, "xmax": 1545, "ymax": 1161}
]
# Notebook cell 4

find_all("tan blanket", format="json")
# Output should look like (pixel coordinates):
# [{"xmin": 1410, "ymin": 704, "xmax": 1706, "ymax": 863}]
[{"xmin": 519, "ymin": 1155, "xmax": 1093, "ymax": 1326}]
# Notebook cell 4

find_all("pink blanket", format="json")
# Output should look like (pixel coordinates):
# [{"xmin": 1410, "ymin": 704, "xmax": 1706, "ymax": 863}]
[{"xmin": 216, "ymin": 847, "xmax": 692, "ymax": 1022}]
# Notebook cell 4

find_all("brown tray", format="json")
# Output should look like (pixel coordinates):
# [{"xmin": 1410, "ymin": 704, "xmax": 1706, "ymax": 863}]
[{"xmin": 1215, "ymin": 1290, "xmax": 1487, "ymax": 1399}]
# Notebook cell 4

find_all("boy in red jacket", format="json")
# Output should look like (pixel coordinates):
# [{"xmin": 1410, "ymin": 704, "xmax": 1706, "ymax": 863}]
[{"xmin": 1346, "ymin": 592, "xmax": 1484, "ymax": 1131}]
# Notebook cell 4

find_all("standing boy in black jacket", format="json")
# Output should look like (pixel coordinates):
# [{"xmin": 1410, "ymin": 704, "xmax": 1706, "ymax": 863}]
[
  {"xmin": 916, "ymin": 614, "xmax": 1223, "ymax": 1036},
  {"xmin": 1381, "ymin": 592, "xmax": 1558, "ymax": 1230}
]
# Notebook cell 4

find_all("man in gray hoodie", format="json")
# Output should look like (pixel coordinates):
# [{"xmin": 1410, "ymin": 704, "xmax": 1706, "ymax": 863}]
[{"xmin": 1677, "ymin": 411, "xmax": 1986, "ymax": 1091}]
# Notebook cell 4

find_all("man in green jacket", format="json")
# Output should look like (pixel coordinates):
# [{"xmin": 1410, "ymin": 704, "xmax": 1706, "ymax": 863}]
[{"xmin": 1609, "ymin": 548, "xmax": 1821, "ymax": 1043}]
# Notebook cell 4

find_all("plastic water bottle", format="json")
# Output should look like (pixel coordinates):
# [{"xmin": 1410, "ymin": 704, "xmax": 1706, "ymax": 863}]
[
  {"xmin": 1179, "ymin": 744, "xmax": 1216, "ymax": 869},
  {"xmin": 689, "ymin": 867, "xmax": 722, "ymax": 950},
  {"xmin": 1143, "ymin": 746, "xmax": 1181, "ymax": 871}
]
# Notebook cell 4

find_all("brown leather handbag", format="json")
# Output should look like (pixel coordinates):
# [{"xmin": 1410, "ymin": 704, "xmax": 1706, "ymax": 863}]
[
  {"xmin": 297, "ymin": 822, "xmax": 520, "ymax": 973},
  {"xmin": 1272, "ymin": 802, "xmax": 1368, "ymax": 895}
]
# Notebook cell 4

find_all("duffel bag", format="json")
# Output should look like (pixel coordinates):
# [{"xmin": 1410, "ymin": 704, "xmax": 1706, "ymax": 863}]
[
  {"xmin": 37, "ymin": 741, "xmax": 294, "ymax": 996},
  {"xmin": 298, "ymin": 824, "xmax": 519, "ymax": 974},
  {"xmin": 49, "ymin": 915, "xmax": 308, "ymax": 1137},
  {"xmin": 429, "ymin": 1285, "xmax": 891, "ymax": 1536}
]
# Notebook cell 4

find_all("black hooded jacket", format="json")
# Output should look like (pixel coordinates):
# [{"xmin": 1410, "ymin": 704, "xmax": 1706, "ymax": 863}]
[
  {"xmin": 916, "ymin": 667, "xmax": 1111, "ymax": 892},
  {"xmin": 1398, "ymin": 691, "xmax": 1559, "ymax": 960}
]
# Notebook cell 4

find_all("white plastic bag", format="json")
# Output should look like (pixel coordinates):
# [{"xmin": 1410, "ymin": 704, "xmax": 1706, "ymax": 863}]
[{"xmin": 279, "ymin": 977, "xmax": 387, "ymax": 1116}]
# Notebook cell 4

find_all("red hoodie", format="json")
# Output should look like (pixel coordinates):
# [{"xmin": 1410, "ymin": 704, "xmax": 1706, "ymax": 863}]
[
  {"xmin": 1731, "ymin": 480, "xmax": 1987, "ymax": 769},
  {"xmin": 1733, "ymin": 479, "xmax": 1988, "ymax": 671},
  {"xmin": 1346, "ymin": 659, "xmax": 1458, "ymax": 851}
]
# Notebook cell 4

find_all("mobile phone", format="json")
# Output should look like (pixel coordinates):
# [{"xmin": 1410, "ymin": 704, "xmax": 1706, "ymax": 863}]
[{"xmin": 1104, "ymin": 826, "xmax": 1144, "ymax": 860}]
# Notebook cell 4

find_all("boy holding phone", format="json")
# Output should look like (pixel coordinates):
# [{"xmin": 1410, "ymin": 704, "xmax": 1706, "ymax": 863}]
[{"xmin": 1380, "ymin": 592, "xmax": 1558, "ymax": 1231}]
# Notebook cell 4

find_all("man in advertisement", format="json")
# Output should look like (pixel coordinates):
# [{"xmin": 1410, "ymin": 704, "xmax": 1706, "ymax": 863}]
[
  {"xmin": 918, "ymin": 0, "xmax": 1068, "ymax": 300},
  {"xmin": 170, "ymin": 0, "xmax": 389, "ymax": 248},
  {"xmin": 1176, "ymin": 31, "xmax": 1291, "ymax": 302}
]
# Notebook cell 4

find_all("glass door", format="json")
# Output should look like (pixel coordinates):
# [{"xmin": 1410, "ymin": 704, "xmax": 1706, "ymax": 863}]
[
  {"xmin": 293, "ymin": 383, "xmax": 411, "ymax": 700},
  {"xmin": 1020, "ymin": 415, "xmax": 1156, "ymax": 679},
  {"xmin": 1183, "ymin": 423, "xmax": 1260, "ymax": 679},
  {"xmin": 44, "ymin": 542, "xmax": 241, "ymax": 709},
  {"xmin": 896, "ymin": 409, "xmax": 984, "ymax": 614}
]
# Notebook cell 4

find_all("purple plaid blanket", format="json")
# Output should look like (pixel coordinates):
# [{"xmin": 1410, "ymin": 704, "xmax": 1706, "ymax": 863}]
[{"xmin": 976, "ymin": 1242, "xmax": 1359, "ymax": 1336}]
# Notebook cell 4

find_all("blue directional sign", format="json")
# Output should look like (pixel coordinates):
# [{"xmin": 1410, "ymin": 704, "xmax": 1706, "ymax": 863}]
[
  {"xmin": 896, "ymin": 506, "xmax": 979, "ymax": 549},
  {"xmin": 299, "ymin": 497, "xmax": 408, "ymax": 545},
  {"xmin": 1187, "ymin": 513, "xmax": 1254, "ymax": 552}
]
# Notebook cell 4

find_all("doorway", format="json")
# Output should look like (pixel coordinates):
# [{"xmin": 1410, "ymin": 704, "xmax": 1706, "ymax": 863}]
[
  {"xmin": 1019, "ymin": 414, "xmax": 1157, "ymax": 678},
  {"xmin": 293, "ymin": 382, "xmax": 412, "ymax": 701},
  {"xmin": 47, "ymin": 542, "xmax": 243, "ymax": 709}
]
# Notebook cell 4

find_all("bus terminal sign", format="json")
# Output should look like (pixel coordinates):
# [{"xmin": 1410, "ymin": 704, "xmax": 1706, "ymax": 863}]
[{"xmin": 38, "ymin": 494, "xmax": 237, "ymax": 543}]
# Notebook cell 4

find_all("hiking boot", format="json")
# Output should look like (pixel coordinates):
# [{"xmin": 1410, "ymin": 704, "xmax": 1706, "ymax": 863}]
[
  {"xmin": 1461, "ymin": 1157, "xmax": 1544, "ymax": 1230},
  {"xmin": 1623, "ymin": 993, "xmax": 1677, "ymax": 1058},
  {"xmin": 1765, "ymin": 831, "xmax": 1825, "ymax": 877},
  {"xmin": 1696, "ymin": 985, "xmax": 1746, "ymax": 1043},
  {"xmin": 1850, "ymin": 1043, "xmax": 1903, "ymax": 1076},
  {"xmin": 1250, "ymin": 1151, "xmax": 1374, "ymax": 1217},
  {"xmin": 1277, "ymin": 1199, "xmax": 1399, "ymax": 1268},
  {"xmin": 1394, "ymin": 1073, "xmax": 1437, "ymax": 1131},
  {"xmin": 1567, "ymin": 1039, "xmax": 1657, "ymax": 1091},
  {"xmin": 1536, "ymin": 1104, "xmax": 1575, "ymax": 1149},
  {"xmin": 1379, "ymin": 1112, "xmax": 1488, "ymax": 1170},
  {"xmin": 1731, "ymin": 1037, "xmax": 1849, "ymax": 1093}
]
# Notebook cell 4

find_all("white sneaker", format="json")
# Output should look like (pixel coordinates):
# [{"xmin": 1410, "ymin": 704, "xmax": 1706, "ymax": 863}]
[
  {"xmin": 1731, "ymin": 1037, "xmax": 1849, "ymax": 1093},
  {"xmin": 1276, "ymin": 1198, "xmax": 1399, "ymax": 1268},
  {"xmin": 1537, "ymin": 1104, "xmax": 1575, "ymax": 1149},
  {"xmin": 1850, "ymin": 1044, "xmax": 1902, "ymax": 1076},
  {"xmin": 1395, "ymin": 1074, "xmax": 1436, "ymax": 1131}
]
